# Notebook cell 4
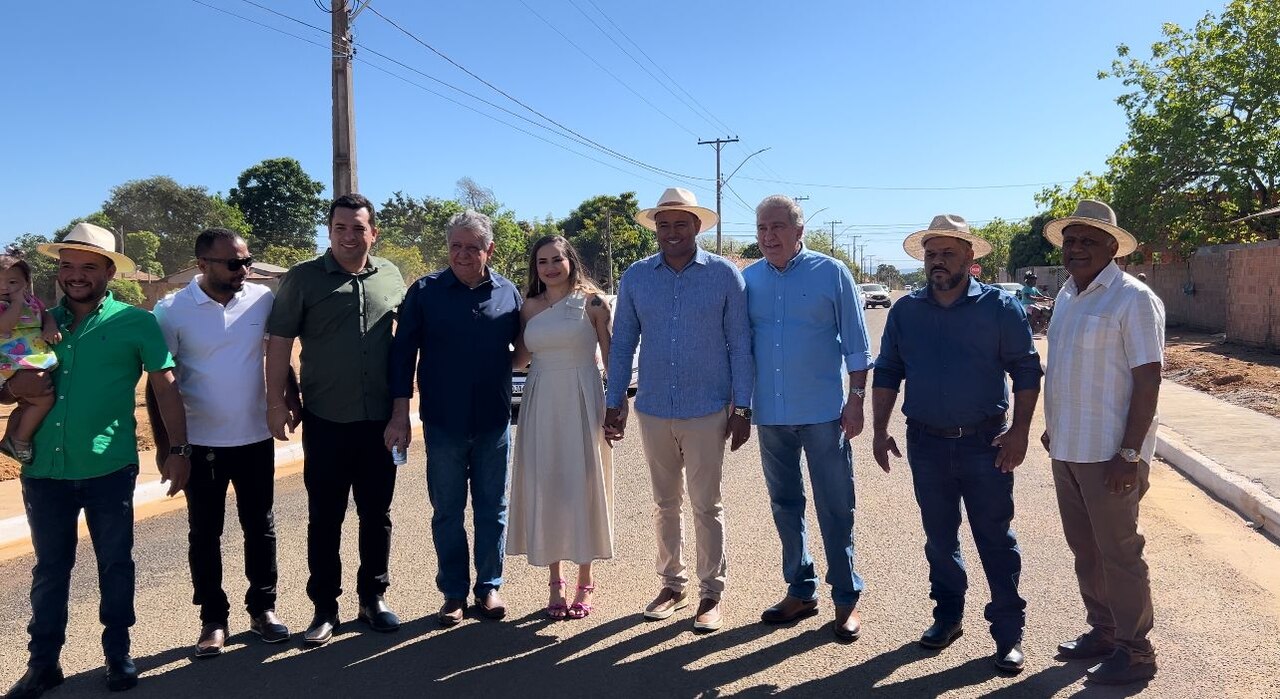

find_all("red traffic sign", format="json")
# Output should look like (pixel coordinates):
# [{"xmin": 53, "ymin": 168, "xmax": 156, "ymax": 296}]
[{"xmin": 969, "ymin": 263, "xmax": 982, "ymax": 276}]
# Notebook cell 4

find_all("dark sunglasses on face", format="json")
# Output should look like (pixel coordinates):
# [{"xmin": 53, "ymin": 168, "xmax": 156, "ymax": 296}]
[{"xmin": 201, "ymin": 256, "xmax": 254, "ymax": 272}]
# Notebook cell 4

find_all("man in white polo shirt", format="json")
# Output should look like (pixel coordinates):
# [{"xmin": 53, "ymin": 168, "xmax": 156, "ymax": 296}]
[
  {"xmin": 1040, "ymin": 201, "xmax": 1165, "ymax": 686},
  {"xmin": 152, "ymin": 228, "xmax": 299, "ymax": 657}
]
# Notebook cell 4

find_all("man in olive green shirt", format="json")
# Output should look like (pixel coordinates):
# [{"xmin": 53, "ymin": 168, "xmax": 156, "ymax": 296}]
[
  {"xmin": 4, "ymin": 223, "xmax": 190, "ymax": 698},
  {"xmin": 265, "ymin": 193, "xmax": 405, "ymax": 646}
]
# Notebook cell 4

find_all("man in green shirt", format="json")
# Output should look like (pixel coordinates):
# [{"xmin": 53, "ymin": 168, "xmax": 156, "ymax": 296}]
[
  {"xmin": 265, "ymin": 193, "xmax": 405, "ymax": 646},
  {"xmin": 4, "ymin": 222, "xmax": 191, "ymax": 698}
]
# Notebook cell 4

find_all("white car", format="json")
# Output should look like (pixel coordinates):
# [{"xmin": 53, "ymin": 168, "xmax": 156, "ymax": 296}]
[{"xmin": 859, "ymin": 283, "xmax": 892, "ymax": 309}]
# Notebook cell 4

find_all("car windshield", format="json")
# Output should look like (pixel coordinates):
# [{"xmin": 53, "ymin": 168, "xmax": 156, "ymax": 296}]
[{"xmin": 859, "ymin": 284, "xmax": 887, "ymax": 293}]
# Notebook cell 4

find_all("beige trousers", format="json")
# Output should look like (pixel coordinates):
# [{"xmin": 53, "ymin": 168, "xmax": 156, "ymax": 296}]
[
  {"xmin": 1052, "ymin": 458, "xmax": 1156, "ymax": 662},
  {"xmin": 635, "ymin": 409, "xmax": 729, "ymax": 600}
]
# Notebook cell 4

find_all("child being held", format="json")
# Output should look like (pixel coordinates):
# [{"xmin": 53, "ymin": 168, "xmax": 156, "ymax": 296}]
[{"xmin": 0, "ymin": 248, "xmax": 61, "ymax": 464}]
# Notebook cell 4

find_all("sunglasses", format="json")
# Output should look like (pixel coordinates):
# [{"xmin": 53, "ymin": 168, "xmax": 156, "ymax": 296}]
[{"xmin": 201, "ymin": 256, "xmax": 255, "ymax": 272}]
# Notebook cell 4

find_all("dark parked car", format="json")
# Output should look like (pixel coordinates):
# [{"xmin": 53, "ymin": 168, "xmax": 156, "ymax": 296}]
[{"xmin": 859, "ymin": 283, "xmax": 891, "ymax": 309}]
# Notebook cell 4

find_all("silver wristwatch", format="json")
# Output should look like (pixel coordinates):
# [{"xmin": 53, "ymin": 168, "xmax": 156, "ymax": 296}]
[
  {"xmin": 850, "ymin": 388, "xmax": 866, "ymax": 399},
  {"xmin": 1117, "ymin": 448, "xmax": 1141, "ymax": 463}
]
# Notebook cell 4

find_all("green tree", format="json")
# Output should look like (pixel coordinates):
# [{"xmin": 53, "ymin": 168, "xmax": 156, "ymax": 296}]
[
  {"xmin": 376, "ymin": 243, "xmax": 427, "ymax": 284},
  {"xmin": 1101, "ymin": 0, "xmax": 1279, "ymax": 253},
  {"xmin": 52, "ymin": 211, "xmax": 115, "ymax": 242},
  {"xmin": 558, "ymin": 193, "xmax": 652, "ymax": 291},
  {"xmin": 1007, "ymin": 213, "xmax": 1061, "ymax": 273},
  {"xmin": 375, "ymin": 192, "xmax": 465, "ymax": 272},
  {"xmin": 228, "ymin": 157, "xmax": 327, "ymax": 251},
  {"xmin": 874, "ymin": 263, "xmax": 903, "ymax": 288},
  {"xmin": 259, "ymin": 244, "xmax": 317, "ymax": 269},
  {"xmin": 125, "ymin": 231, "xmax": 164, "ymax": 277},
  {"xmin": 102, "ymin": 176, "xmax": 250, "ymax": 275},
  {"xmin": 803, "ymin": 229, "xmax": 860, "ymax": 278},
  {"xmin": 740, "ymin": 242, "xmax": 763, "ymax": 258},
  {"xmin": 9, "ymin": 233, "xmax": 58, "ymax": 301},
  {"xmin": 969, "ymin": 218, "xmax": 1023, "ymax": 282},
  {"xmin": 107, "ymin": 279, "xmax": 145, "ymax": 306}
]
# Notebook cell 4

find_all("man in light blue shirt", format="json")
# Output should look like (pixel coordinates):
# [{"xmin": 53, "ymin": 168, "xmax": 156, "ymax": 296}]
[
  {"xmin": 744, "ymin": 195, "xmax": 872, "ymax": 642},
  {"xmin": 605, "ymin": 187, "xmax": 753, "ymax": 632}
]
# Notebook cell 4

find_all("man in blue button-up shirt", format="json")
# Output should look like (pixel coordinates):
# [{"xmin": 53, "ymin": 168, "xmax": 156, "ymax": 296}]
[
  {"xmin": 744, "ymin": 196, "xmax": 871, "ymax": 641},
  {"xmin": 604, "ymin": 187, "xmax": 753, "ymax": 632},
  {"xmin": 871, "ymin": 216, "xmax": 1042, "ymax": 674}
]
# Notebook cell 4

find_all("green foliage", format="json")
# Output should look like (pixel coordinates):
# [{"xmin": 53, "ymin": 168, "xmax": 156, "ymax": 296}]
[
  {"xmin": 1007, "ymin": 214, "xmax": 1061, "ymax": 273},
  {"xmin": 52, "ymin": 211, "xmax": 115, "ymax": 242},
  {"xmin": 557, "ymin": 192, "xmax": 652, "ymax": 291},
  {"xmin": 1034, "ymin": 173, "xmax": 1115, "ymax": 219},
  {"xmin": 873, "ymin": 264, "xmax": 903, "ymax": 288},
  {"xmin": 375, "ymin": 191, "xmax": 465, "ymax": 272},
  {"xmin": 969, "ymin": 218, "xmax": 1024, "ymax": 282},
  {"xmin": 803, "ymin": 229, "xmax": 860, "ymax": 278},
  {"xmin": 375, "ymin": 244, "xmax": 427, "ymax": 284},
  {"xmin": 9, "ymin": 233, "xmax": 58, "ymax": 301},
  {"xmin": 740, "ymin": 242, "xmax": 763, "ymax": 259},
  {"xmin": 900, "ymin": 268, "xmax": 926, "ymax": 288},
  {"xmin": 228, "ymin": 157, "xmax": 327, "ymax": 251},
  {"xmin": 125, "ymin": 231, "xmax": 163, "ymax": 277},
  {"xmin": 107, "ymin": 279, "xmax": 145, "ymax": 306},
  {"xmin": 258, "ymin": 244, "xmax": 318, "ymax": 269},
  {"xmin": 1100, "ymin": 0, "xmax": 1279, "ymax": 253},
  {"xmin": 102, "ymin": 176, "xmax": 250, "ymax": 275}
]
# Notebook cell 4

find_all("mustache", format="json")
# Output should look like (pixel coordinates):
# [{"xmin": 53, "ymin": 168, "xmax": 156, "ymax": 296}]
[{"xmin": 930, "ymin": 266, "xmax": 947, "ymax": 273}]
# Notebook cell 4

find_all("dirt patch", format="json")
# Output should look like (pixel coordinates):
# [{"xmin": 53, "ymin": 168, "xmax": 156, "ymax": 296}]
[{"xmin": 1164, "ymin": 331, "xmax": 1280, "ymax": 419}]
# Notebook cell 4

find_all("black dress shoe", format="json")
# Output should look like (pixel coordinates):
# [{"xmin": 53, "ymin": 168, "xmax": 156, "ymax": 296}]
[
  {"xmin": 105, "ymin": 657, "xmax": 138, "ymax": 692},
  {"xmin": 4, "ymin": 665, "xmax": 64, "ymax": 699},
  {"xmin": 1057, "ymin": 631, "xmax": 1117, "ymax": 660},
  {"xmin": 919, "ymin": 620, "xmax": 964, "ymax": 650},
  {"xmin": 358, "ymin": 598, "xmax": 401, "ymax": 632},
  {"xmin": 994, "ymin": 643, "xmax": 1025, "ymax": 673},
  {"xmin": 303, "ymin": 612, "xmax": 340, "ymax": 646},
  {"xmin": 250, "ymin": 610, "xmax": 291, "ymax": 643},
  {"xmin": 1087, "ymin": 648, "xmax": 1157, "ymax": 685}
]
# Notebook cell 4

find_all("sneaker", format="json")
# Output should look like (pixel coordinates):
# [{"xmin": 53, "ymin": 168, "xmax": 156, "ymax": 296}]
[{"xmin": 643, "ymin": 588, "xmax": 689, "ymax": 620}]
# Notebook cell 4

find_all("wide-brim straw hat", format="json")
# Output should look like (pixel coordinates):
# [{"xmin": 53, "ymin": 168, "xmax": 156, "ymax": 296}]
[
  {"xmin": 902, "ymin": 214, "xmax": 993, "ymax": 261},
  {"xmin": 38, "ymin": 222, "xmax": 137, "ymax": 275},
  {"xmin": 1042, "ymin": 199, "xmax": 1138, "ymax": 257},
  {"xmin": 635, "ymin": 187, "xmax": 718, "ymax": 234}
]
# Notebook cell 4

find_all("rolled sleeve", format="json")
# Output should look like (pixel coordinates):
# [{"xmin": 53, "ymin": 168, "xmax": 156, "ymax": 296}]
[
  {"xmin": 724, "ymin": 267, "xmax": 754, "ymax": 407},
  {"xmin": 836, "ymin": 265, "xmax": 873, "ymax": 372},
  {"xmin": 999, "ymin": 298, "xmax": 1043, "ymax": 392},
  {"xmin": 389, "ymin": 281, "xmax": 423, "ymax": 399},
  {"xmin": 1122, "ymin": 290, "xmax": 1166, "ymax": 368},
  {"xmin": 606, "ymin": 273, "xmax": 640, "ymax": 408},
  {"xmin": 872, "ymin": 309, "xmax": 905, "ymax": 391}
]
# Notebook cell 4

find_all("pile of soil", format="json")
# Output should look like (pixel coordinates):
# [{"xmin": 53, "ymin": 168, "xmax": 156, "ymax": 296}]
[{"xmin": 1163, "ymin": 332, "xmax": 1280, "ymax": 419}]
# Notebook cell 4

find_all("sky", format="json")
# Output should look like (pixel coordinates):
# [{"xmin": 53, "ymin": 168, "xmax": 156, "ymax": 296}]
[{"xmin": 7, "ymin": 0, "xmax": 1222, "ymax": 272}]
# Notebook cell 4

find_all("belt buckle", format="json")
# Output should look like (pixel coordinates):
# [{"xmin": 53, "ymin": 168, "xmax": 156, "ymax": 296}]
[{"xmin": 940, "ymin": 426, "xmax": 964, "ymax": 439}]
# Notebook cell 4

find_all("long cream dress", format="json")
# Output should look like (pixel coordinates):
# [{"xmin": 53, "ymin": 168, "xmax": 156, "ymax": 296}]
[{"xmin": 508, "ymin": 291, "xmax": 615, "ymax": 565}]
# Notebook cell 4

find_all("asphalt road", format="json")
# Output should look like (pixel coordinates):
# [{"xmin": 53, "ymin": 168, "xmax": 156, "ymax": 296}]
[{"xmin": 3, "ymin": 292, "xmax": 1280, "ymax": 698}]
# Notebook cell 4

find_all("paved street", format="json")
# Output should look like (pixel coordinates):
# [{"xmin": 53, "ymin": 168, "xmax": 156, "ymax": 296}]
[{"xmin": 3, "ymin": 292, "xmax": 1280, "ymax": 698}]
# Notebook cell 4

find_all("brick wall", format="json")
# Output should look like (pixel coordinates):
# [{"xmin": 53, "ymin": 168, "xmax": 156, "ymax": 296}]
[
  {"xmin": 1226, "ymin": 242, "xmax": 1280, "ymax": 350},
  {"xmin": 1123, "ymin": 245, "xmax": 1235, "ymax": 333}
]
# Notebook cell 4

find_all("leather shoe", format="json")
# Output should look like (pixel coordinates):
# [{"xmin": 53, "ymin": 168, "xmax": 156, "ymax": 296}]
[
  {"xmin": 250, "ymin": 610, "xmax": 290, "ymax": 643},
  {"xmin": 833, "ymin": 606, "xmax": 861, "ymax": 641},
  {"xmin": 760, "ymin": 596, "xmax": 818, "ymax": 624},
  {"xmin": 994, "ymin": 643, "xmax": 1025, "ymax": 673},
  {"xmin": 105, "ymin": 657, "xmax": 138, "ymax": 692},
  {"xmin": 1057, "ymin": 631, "xmax": 1117, "ymax": 660},
  {"xmin": 358, "ymin": 597, "xmax": 401, "ymax": 632},
  {"xmin": 438, "ymin": 598, "xmax": 466, "ymax": 626},
  {"xmin": 4, "ymin": 664, "xmax": 63, "ymax": 699},
  {"xmin": 1087, "ymin": 648, "xmax": 1157, "ymax": 685},
  {"xmin": 643, "ymin": 588, "xmax": 689, "ymax": 620},
  {"xmin": 302, "ymin": 612, "xmax": 340, "ymax": 646},
  {"xmin": 693, "ymin": 598, "xmax": 723, "ymax": 632},
  {"xmin": 919, "ymin": 620, "xmax": 964, "ymax": 650},
  {"xmin": 474, "ymin": 590, "xmax": 506, "ymax": 620},
  {"xmin": 194, "ymin": 622, "xmax": 228, "ymax": 658}
]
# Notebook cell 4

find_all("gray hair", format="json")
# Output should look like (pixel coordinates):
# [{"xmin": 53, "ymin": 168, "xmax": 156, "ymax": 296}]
[
  {"xmin": 755, "ymin": 195, "xmax": 804, "ymax": 227},
  {"xmin": 446, "ymin": 209, "xmax": 494, "ymax": 246}
]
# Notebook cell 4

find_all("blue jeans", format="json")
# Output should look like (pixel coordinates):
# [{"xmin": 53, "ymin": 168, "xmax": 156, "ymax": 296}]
[
  {"xmin": 424, "ymin": 423, "xmax": 510, "ymax": 600},
  {"xmin": 21, "ymin": 465, "xmax": 138, "ymax": 667},
  {"xmin": 758, "ymin": 421, "xmax": 864, "ymax": 608},
  {"xmin": 905, "ymin": 425, "xmax": 1025, "ymax": 647}
]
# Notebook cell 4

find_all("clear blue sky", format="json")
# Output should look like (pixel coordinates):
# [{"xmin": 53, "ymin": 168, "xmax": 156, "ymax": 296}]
[{"xmin": 7, "ymin": 0, "xmax": 1219, "ymax": 271}]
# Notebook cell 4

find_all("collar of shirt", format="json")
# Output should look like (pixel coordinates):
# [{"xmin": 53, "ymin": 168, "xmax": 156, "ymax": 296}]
[
  {"xmin": 767, "ymin": 244, "xmax": 810, "ymax": 274},
  {"xmin": 56, "ymin": 291, "xmax": 113, "ymax": 322},
  {"xmin": 322, "ymin": 249, "xmax": 379, "ymax": 277},
  {"xmin": 440, "ymin": 266, "xmax": 495, "ymax": 290},
  {"xmin": 188, "ymin": 275, "xmax": 248, "ymax": 308},
  {"xmin": 651, "ymin": 247, "xmax": 710, "ymax": 272},
  {"xmin": 1064, "ymin": 260, "xmax": 1121, "ymax": 296},
  {"xmin": 918, "ymin": 275, "xmax": 983, "ymax": 307}
]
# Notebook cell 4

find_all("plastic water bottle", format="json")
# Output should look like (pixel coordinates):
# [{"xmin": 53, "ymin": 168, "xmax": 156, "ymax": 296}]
[{"xmin": 391, "ymin": 445, "xmax": 407, "ymax": 466}]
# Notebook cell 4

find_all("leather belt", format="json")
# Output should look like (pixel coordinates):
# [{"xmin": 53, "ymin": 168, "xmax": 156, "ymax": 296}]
[{"xmin": 906, "ymin": 413, "xmax": 1007, "ymax": 439}]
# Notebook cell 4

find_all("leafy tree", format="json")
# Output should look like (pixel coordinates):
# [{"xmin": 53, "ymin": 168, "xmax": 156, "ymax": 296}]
[
  {"xmin": 874, "ymin": 263, "xmax": 903, "ymax": 288},
  {"xmin": 9, "ymin": 233, "xmax": 58, "ymax": 301},
  {"xmin": 901, "ymin": 268, "xmax": 926, "ymax": 288},
  {"xmin": 1101, "ymin": 0, "xmax": 1279, "ymax": 253},
  {"xmin": 1035, "ymin": 172, "xmax": 1115, "ymax": 220},
  {"xmin": 107, "ymin": 279, "xmax": 145, "ymax": 305},
  {"xmin": 228, "ymin": 157, "xmax": 327, "ymax": 251},
  {"xmin": 802, "ymin": 229, "xmax": 860, "ymax": 277},
  {"xmin": 375, "ymin": 192, "xmax": 465, "ymax": 272},
  {"xmin": 969, "ymin": 218, "xmax": 1023, "ymax": 282},
  {"xmin": 558, "ymin": 193, "xmax": 652, "ymax": 291},
  {"xmin": 125, "ymin": 231, "xmax": 164, "ymax": 277},
  {"xmin": 102, "ymin": 176, "xmax": 250, "ymax": 275},
  {"xmin": 455, "ymin": 176, "xmax": 497, "ymax": 211},
  {"xmin": 376, "ymin": 243, "xmax": 427, "ymax": 284},
  {"xmin": 1007, "ymin": 213, "xmax": 1061, "ymax": 273},
  {"xmin": 258, "ymin": 244, "xmax": 317, "ymax": 269},
  {"xmin": 52, "ymin": 211, "xmax": 115, "ymax": 242},
  {"xmin": 740, "ymin": 242, "xmax": 763, "ymax": 258}
]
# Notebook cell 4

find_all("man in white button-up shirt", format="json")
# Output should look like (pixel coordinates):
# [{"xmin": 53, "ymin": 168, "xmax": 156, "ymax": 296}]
[
  {"xmin": 1040, "ymin": 201, "xmax": 1165, "ymax": 686},
  {"xmin": 152, "ymin": 228, "xmax": 298, "ymax": 657}
]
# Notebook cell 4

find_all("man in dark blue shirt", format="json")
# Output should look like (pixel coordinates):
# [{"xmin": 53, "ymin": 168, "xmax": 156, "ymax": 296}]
[
  {"xmin": 871, "ymin": 215, "xmax": 1042, "ymax": 674},
  {"xmin": 387, "ymin": 210, "xmax": 522, "ymax": 627}
]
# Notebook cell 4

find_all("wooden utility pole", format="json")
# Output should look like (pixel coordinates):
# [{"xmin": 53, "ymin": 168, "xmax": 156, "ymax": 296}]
[
  {"xmin": 332, "ymin": 0, "xmax": 358, "ymax": 196},
  {"xmin": 698, "ymin": 137, "xmax": 739, "ymax": 254},
  {"xmin": 823, "ymin": 220, "xmax": 843, "ymax": 257},
  {"xmin": 604, "ymin": 209, "xmax": 615, "ymax": 293}
]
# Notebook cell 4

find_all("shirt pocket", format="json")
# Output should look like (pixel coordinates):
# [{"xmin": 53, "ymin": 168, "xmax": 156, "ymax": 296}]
[{"xmin": 1075, "ymin": 314, "xmax": 1118, "ymax": 350}]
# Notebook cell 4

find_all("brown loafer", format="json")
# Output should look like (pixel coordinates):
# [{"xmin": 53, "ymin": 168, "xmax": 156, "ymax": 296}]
[
  {"xmin": 438, "ymin": 598, "xmax": 466, "ymax": 627},
  {"xmin": 834, "ymin": 606, "xmax": 861, "ymax": 641},
  {"xmin": 195, "ymin": 622, "xmax": 228, "ymax": 658},
  {"xmin": 693, "ymin": 598, "xmax": 723, "ymax": 632},
  {"xmin": 475, "ymin": 590, "xmax": 507, "ymax": 620},
  {"xmin": 643, "ymin": 588, "xmax": 689, "ymax": 620},
  {"xmin": 760, "ymin": 595, "xmax": 819, "ymax": 624}
]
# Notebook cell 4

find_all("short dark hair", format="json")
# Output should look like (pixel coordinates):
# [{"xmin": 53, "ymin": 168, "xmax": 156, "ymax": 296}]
[
  {"xmin": 328, "ymin": 193, "xmax": 376, "ymax": 227},
  {"xmin": 0, "ymin": 246, "xmax": 32, "ymax": 284},
  {"xmin": 194, "ymin": 228, "xmax": 244, "ymax": 258}
]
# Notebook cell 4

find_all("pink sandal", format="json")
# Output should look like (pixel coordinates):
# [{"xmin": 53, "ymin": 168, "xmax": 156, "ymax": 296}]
[
  {"xmin": 567, "ymin": 584, "xmax": 595, "ymax": 620},
  {"xmin": 546, "ymin": 580, "xmax": 569, "ymax": 620}
]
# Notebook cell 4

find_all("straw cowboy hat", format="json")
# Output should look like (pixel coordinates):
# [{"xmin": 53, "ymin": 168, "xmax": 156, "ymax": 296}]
[
  {"xmin": 635, "ymin": 187, "xmax": 718, "ymax": 234},
  {"xmin": 38, "ymin": 222, "xmax": 137, "ymax": 275},
  {"xmin": 902, "ymin": 214, "xmax": 993, "ymax": 261},
  {"xmin": 1042, "ymin": 199, "xmax": 1139, "ymax": 257}
]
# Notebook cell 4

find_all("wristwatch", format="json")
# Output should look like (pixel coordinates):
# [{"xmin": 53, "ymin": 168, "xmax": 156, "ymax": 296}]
[
  {"xmin": 850, "ymin": 387, "xmax": 867, "ymax": 399},
  {"xmin": 1117, "ymin": 448, "xmax": 1141, "ymax": 463},
  {"xmin": 169, "ymin": 443, "xmax": 193, "ymax": 458},
  {"xmin": 732, "ymin": 406, "xmax": 753, "ymax": 419}
]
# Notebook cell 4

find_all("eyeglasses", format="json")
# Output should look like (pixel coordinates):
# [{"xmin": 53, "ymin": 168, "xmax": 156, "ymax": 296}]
[{"xmin": 200, "ymin": 256, "xmax": 255, "ymax": 272}]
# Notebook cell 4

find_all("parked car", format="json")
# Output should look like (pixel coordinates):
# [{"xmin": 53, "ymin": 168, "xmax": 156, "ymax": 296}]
[
  {"xmin": 859, "ymin": 283, "xmax": 892, "ymax": 309},
  {"xmin": 994, "ymin": 282, "xmax": 1024, "ymax": 300}
]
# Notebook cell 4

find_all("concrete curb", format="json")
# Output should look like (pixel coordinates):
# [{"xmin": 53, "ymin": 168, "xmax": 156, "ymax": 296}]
[{"xmin": 1156, "ymin": 426, "xmax": 1280, "ymax": 539}]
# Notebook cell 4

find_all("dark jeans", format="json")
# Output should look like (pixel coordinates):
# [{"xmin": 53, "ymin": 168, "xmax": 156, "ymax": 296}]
[
  {"xmin": 905, "ymin": 424, "xmax": 1026, "ymax": 647},
  {"xmin": 423, "ymin": 423, "xmax": 510, "ymax": 600},
  {"xmin": 301, "ymin": 411, "xmax": 397, "ymax": 615},
  {"xmin": 21, "ymin": 465, "xmax": 138, "ymax": 667},
  {"xmin": 186, "ymin": 439, "xmax": 277, "ymax": 624}
]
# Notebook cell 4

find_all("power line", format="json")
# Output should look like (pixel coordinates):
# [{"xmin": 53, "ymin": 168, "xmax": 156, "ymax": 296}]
[{"xmin": 734, "ymin": 175, "xmax": 1071, "ymax": 191}]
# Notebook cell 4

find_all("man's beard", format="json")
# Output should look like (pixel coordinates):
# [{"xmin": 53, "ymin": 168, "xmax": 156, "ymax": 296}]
[{"xmin": 930, "ymin": 268, "xmax": 966, "ymax": 292}]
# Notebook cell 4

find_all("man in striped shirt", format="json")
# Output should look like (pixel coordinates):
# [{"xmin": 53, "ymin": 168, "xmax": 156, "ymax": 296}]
[{"xmin": 1041, "ymin": 200, "xmax": 1165, "ymax": 686}]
